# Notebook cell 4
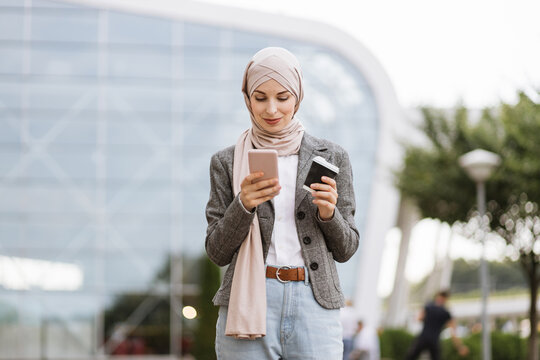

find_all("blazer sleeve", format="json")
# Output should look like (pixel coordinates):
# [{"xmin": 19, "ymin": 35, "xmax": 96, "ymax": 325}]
[
  {"xmin": 316, "ymin": 149, "xmax": 359, "ymax": 262},
  {"xmin": 205, "ymin": 152, "xmax": 255, "ymax": 266}
]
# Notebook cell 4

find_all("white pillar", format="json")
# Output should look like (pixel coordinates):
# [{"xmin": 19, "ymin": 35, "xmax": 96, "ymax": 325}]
[
  {"xmin": 385, "ymin": 197, "xmax": 420, "ymax": 327},
  {"xmin": 353, "ymin": 183, "xmax": 400, "ymax": 328}
]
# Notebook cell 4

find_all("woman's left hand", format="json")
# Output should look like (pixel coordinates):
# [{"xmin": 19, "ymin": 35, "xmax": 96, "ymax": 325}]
[{"xmin": 310, "ymin": 176, "xmax": 338, "ymax": 221}]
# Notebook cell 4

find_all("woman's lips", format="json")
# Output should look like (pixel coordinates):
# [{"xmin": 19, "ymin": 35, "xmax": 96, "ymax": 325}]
[{"xmin": 264, "ymin": 117, "xmax": 281, "ymax": 125}]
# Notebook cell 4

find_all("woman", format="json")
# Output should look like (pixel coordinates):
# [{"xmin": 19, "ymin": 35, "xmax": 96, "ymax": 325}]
[{"xmin": 205, "ymin": 47, "xmax": 359, "ymax": 360}]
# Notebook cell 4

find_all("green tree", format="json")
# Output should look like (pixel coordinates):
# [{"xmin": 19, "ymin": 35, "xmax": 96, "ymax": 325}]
[
  {"xmin": 396, "ymin": 105, "xmax": 507, "ymax": 224},
  {"xmin": 395, "ymin": 91, "xmax": 540, "ymax": 360},
  {"xmin": 192, "ymin": 255, "xmax": 221, "ymax": 360},
  {"xmin": 493, "ymin": 194, "xmax": 540, "ymax": 360}
]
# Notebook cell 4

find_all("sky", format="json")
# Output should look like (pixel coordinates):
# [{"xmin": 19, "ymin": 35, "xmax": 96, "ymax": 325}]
[
  {"xmin": 197, "ymin": 0, "xmax": 540, "ymax": 109},
  {"xmin": 193, "ymin": 0, "xmax": 539, "ymax": 295}
]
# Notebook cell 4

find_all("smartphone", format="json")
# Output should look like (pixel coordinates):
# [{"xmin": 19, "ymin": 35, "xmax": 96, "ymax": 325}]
[{"xmin": 248, "ymin": 149, "xmax": 279, "ymax": 183}]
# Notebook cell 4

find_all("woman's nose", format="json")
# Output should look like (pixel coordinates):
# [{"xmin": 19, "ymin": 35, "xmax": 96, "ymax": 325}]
[{"xmin": 266, "ymin": 100, "xmax": 277, "ymax": 114}]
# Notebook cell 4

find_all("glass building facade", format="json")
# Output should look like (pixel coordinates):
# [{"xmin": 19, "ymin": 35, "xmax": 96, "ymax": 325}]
[{"xmin": 0, "ymin": 0, "xmax": 379, "ymax": 357}]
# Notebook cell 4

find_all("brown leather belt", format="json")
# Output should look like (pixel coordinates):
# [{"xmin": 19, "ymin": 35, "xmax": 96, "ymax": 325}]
[{"xmin": 266, "ymin": 266, "xmax": 305, "ymax": 283}]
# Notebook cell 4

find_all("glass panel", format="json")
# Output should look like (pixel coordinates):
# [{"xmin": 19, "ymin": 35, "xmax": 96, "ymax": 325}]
[
  {"xmin": 0, "ymin": 46, "xmax": 23, "ymax": 74},
  {"xmin": 181, "ymin": 146, "xmax": 222, "ymax": 181},
  {"xmin": 102, "ymin": 249, "xmax": 169, "ymax": 290},
  {"xmin": 32, "ymin": 0, "xmax": 83, "ymax": 9},
  {"xmin": 0, "ymin": 82, "xmax": 22, "ymax": 108},
  {"xmin": 108, "ymin": 49, "xmax": 171, "ymax": 79},
  {"xmin": 105, "ymin": 152, "xmax": 171, "ymax": 182},
  {"xmin": 0, "ymin": 150, "xmax": 21, "ymax": 178},
  {"xmin": 26, "ymin": 148, "xmax": 97, "ymax": 180},
  {"xmin": 27, "ymin": 117, "xmax": 97, "ymax": 144},
  {"xmin": 109, "ymin": 223, "xmax": 170, "ymax": 249},
  {"xmin": 0, "ymin": 295, "xmax": 40, "ymax": 358},
  {"xmin": 0, "ymin": 11, "xmax": 24, "ymax": 41},
  {"xmin": 105, "ymin": 84, "xmax": 171, "ymax": 112},
  {"xmin": 183, "ymin": 50, "xmax": 220, "ymax": 80},
  {"xmin": 183, "ymin": 22, "xmax": 221, "ymax": 47},
  {"xmin": 0, "ymin": 221, "xmax": 92, "ymax": 250},
  {"xmin": 106, "ymin": 117, "xmax": 172, "ymax": 145},
  {"xmin": 0, "ymin": 183, "xmax": 95, "ymax": 214},
  {"xmin": 30, "ymin": 44, "xmax": 98, "ymax": 77},
  {"xmin": 43, "ymin": 317, "xmax": 94, "ymax": 357},
  {"xmin": 0, "ymin": 119, "xmax": 19, "ymax": 144},
  {"xmin": 31, "ymin": 9, "xmax": 98, "ymax": 43},
  {"xmin": 27, "ymin": 83, "xmax": 98, "ymax": 110},
  {"xmin": 106, "ymin": 186, "xmax": 173, "ymax": 215},
  {"xmin": 181, "ymin": 85, "xmax": 245, "ymax": 120},
  {"xmin": 231, "ymin": 30, "xmax": 271, "ymax": 50},
  {"xmin": 108, "ymin": 11, "xmax": 172, "ymax": 46},
  {"xmin": 0, "ymin": 0, "xmax": 25, "ymax": 6}
]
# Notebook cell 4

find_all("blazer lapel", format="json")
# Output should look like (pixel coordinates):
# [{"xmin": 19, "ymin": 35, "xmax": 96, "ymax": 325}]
[{"xmin": 295, "ymin": 133, "xmax": 328, "ymax": 210}]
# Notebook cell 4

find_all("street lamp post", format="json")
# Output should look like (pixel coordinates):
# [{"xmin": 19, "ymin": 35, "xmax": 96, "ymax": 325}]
[{"xmin": 458, "ymin": 149, "xmax": 501, "ymax": 360}]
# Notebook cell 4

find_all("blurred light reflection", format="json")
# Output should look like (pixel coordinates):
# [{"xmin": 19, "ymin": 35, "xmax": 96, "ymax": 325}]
[{"xmin": 0, "ymin": 255, "xmax": 83, "ymax": 291}]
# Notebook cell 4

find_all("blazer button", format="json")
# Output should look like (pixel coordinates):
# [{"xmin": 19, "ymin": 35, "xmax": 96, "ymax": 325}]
[
  {"xmin": 310, "ymin": 262, "xmax": 319, "ymax": 271},
  {"xmin": 303, "ymin": 236, "xmax": 311, "ymax": 245},
  {"xmin": 297, "ymin": 211, "xmax": 305, "ymax": 220}
]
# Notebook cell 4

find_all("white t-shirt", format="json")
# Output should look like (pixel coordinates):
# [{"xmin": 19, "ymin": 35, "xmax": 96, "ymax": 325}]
[{"xmin": 266, "ymin": 155, "xmax": 305, "ymax": 267}]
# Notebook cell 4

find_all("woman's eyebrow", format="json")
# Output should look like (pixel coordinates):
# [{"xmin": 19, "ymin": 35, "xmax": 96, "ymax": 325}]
[{"xmin": 252, "ymin": 90, "xmax": 290, "ymax": 95}]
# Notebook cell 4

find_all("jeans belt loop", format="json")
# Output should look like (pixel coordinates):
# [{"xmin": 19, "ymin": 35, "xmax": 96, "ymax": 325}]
[{"xmin": 303, "ymin": 265, "xmax": 309, "ymax": 285}]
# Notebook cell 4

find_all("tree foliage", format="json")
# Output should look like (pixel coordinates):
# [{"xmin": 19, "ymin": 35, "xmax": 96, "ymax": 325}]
[
  {"xmin": 395, "ymin": 90, "xmax": 540, "ymax": 359},
  {"xmin": 395, "ymin": 105, "xmax": 507, "ymax": 224},
  {"xmin": 396, "ymin": 91, "xmax": 540, "ymax": 231},
  {"xmin": 192, "ymin": 255, "xmax": 220, "ymax": 360}
]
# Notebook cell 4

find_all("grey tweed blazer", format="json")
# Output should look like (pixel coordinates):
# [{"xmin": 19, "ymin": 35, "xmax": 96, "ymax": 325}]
[{"xmin": 205, "ymin": 133, "xmax": 359, "ymax": 309}]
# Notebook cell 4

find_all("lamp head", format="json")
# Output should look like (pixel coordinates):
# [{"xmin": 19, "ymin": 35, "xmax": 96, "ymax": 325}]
[{"xmin": 458, "ymin": 149, "xmax": 501, "ymax": 183}]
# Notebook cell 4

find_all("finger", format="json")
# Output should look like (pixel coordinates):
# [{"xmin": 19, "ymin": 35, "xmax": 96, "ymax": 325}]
[
  {"xmin": 248, "ymin": 186, "xmax": 281, "ymax": 207},
  {"xmin": 310, "ymin": 183, "xmax": 338, "ymax": 196},
  {"xmin": 247, "ymin": 183, "xmax": 280, "ymax": 200},
  {"xmin": 312, "ymin": 191, "xmax": 337, "ymax": 205},
  {"xmin": 242, "ymin": 172, "xmax": 264, "ymax": 185},
  {"xmin": 312, "ymin": 198, "xmax": 336, "ymax": 211},
  {"xmin": 256, "ymin": 183, "xmax": 281, "ymax": 197},
  {"xmin": 310, "ymin": 185, "xmax": 338, "ymax": 200},
  {"xmin": 252, "ymin": 177, "xmax": 279, "ymax": 191},
  {"xmin": 321, "ymin": 176, "xmax": 337, "ymax": 189},
  {"xmin": 241, "ymin": 183, "xmax": 280, "ymax": 209}
]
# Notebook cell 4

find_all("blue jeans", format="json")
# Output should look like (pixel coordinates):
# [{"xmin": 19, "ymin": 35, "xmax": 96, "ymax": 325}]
[
  {"xmin": 343, "ymin": 337, "xmax": 354, "ymax": 360},
  {"xmin": 216, "ymin": 275, "xmax": 343, "ymax": 359}
]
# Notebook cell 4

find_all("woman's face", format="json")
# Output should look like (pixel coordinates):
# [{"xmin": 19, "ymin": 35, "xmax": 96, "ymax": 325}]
[{"xmin": 250, "ymin": 79, "xmax": 296, "ymax": 133}]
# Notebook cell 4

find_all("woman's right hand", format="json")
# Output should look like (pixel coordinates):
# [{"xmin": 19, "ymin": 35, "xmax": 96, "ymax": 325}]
[{"xmin": 239, "ymin": 172, "xmax": 281, "ymax": 211}]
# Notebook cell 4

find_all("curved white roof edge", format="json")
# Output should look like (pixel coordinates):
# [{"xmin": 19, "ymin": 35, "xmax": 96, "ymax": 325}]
[
  {"xmin": 61, "ymin": 0, "xmax": 404, "ymax": 326},
  {"xmin": 61, "ymin": 0, "xmax": 401, "ymax": 122}
]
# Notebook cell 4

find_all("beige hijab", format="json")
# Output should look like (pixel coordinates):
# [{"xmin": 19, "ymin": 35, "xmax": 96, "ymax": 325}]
[{"xmin": 226, "ymin": 47, "xmax": 305, "ymax": 339}]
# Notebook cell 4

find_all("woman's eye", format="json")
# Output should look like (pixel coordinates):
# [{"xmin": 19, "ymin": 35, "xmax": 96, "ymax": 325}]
[
  {"xmin": 278, "ymin": 97, "xmax": 289, "ymax": 101},
  {"xmin": 254, "ymin": 97, "xmax": 266, "ymax": 102}
]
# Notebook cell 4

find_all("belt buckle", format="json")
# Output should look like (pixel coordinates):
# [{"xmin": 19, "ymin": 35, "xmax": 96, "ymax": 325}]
[{"xmin": 275, "ymin": 266, "xmax": 291, "ymax": 283}]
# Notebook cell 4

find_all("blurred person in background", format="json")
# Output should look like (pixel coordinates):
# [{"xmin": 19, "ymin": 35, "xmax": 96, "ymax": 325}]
[
  {"xmin": 405, "ymin": 290, "xmax": 469, "ymax": 360},
  {"xmin": 341, "ymin": 299, "xmax": 359, "ymax": 360},
  {"xmin": 205, "ymin": 47, "xmax": 359, "ymax": 359},
  {"xmin": 350, "ymin": 320, "xmax": 380, "ymax": 360}
]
